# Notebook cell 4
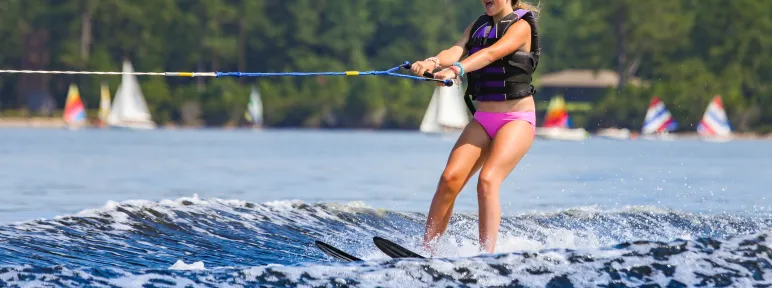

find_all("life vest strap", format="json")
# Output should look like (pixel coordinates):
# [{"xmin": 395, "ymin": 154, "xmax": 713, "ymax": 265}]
[
  {"xmin": 468, "ymin": 37, "xmax": 499, "ymax": 47},
  {"xmin": 472, "ymin": 88, "xmax": 535, "ymax": 101},
  {"xmin": 466, "ymin": 80, "xmax": 535, "ymax": 97}
]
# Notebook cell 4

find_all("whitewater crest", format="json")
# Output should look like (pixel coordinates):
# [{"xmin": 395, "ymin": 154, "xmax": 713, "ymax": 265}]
[{"xmin": 0, "ymin": 195, "xmax": 771, "ymax": 287}]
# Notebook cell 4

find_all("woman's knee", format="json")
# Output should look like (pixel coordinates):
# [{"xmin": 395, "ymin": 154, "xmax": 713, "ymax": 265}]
[
  {"xmin": 439, "ymin": 170, "xmax": 466, "ymax": 193},
  {"xmin": 477, "ymin": 172, "xmax": 502, "ymax": 200}
]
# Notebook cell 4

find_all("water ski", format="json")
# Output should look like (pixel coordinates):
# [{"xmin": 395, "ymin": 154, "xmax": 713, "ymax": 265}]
[
  {"xmin": 314, "ymin": 237, "xmax": 426, "ymax": 262},
  {"xmin": 314, "ymin": 240, "xmax": 362, "ymax": 262},
  {"xmin": 372, "ymin": 236, "xmax": 426, "ymax": 259}
]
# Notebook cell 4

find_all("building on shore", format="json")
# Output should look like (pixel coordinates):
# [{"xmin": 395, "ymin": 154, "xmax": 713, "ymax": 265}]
[{"xmin": 533, "ymin": 69, "xmax": 646, "ymax": 129}]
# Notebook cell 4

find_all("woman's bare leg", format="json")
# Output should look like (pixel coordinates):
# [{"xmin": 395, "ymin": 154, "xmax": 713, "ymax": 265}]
[
  {"xmin": 476, "ymin": 120, "xmax": 534, "ymax": 253},
  {"xmin": 423, "ymin": 120, "xmax": 491, "ymax": 253}
]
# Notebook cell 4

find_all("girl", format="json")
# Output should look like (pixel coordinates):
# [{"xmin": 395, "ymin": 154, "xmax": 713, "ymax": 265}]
[{"xmin": 409, "ymin": 0, "xmax": 540, "ymax": 254}]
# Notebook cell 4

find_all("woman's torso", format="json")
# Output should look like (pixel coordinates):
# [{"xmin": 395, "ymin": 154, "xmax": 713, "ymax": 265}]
[
  {"xmin": 475, "ymin": 95, "xmax": 535, "ymax": 113},
  {"xmin": 469, "ymin": 13, "xmax": 536, "ymax": 114}
]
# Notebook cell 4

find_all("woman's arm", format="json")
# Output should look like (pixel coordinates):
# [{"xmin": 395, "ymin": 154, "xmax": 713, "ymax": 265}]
[
  {"xmin": 433, "ymin": 22, "xmax": 474, "ymax": 67},
  {"xmin": 410, "ymin": 22, "xmax": 474, "ymax": 76}
]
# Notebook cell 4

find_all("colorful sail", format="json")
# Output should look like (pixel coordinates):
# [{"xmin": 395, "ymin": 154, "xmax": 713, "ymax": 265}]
[
  {"xmin": 63, "ymin": 83, "xmax": 87, "ymax": 126},
  {"xmin": 642, "ymin": 97, "xmax": 677, "ymax": 134},
  {"xmin": 543, "ymin": 96, "xmax": 571, "ymax": 128},
  {"xmin": 697, "ymin": 96, "xmax": 732, "ymax": 137}
]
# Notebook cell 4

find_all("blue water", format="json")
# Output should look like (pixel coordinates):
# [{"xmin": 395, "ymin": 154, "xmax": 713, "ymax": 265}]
[{"xmin": 0, "ymin": 128, "xmax": 770, "ymax": 287}]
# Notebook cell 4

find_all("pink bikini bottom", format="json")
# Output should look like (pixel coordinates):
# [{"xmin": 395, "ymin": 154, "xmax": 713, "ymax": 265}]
[{"xmin": 473, "ymin": 111, "xmax": 536, "ymax": 139}]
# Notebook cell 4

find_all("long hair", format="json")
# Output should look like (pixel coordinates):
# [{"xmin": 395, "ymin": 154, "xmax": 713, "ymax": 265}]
[{"xmin": 511, "ymin": 0, "xmax": 540, "ymax": 20}]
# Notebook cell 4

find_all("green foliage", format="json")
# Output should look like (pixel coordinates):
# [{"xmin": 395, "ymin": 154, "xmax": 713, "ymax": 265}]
[
  {"xmin": 588, "ymin": 86, "xmax": 654, "ymax": 131},
  {"xmin": 0, "ymin": 0, "xmax": 769, "ymax": 131}
]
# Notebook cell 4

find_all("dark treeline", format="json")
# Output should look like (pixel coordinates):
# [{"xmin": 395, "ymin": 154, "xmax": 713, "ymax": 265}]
[{"xmin": 0, "ymin": 0, "xmax": 770, "ymax": 131}]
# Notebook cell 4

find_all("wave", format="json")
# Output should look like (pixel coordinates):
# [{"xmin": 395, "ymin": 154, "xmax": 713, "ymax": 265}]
[{"xmin": 0, "ymin": 195, "xmax": 770, "ymax": 286}]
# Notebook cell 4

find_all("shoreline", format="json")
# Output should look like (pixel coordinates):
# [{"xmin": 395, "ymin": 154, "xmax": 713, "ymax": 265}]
[
  {"xmin": 0, "ymin": 117, "xmax": 67, "ymax": 128},
  {"xmin": 1, "ymin": 117, "xmax": 771, "ymax": 139}
]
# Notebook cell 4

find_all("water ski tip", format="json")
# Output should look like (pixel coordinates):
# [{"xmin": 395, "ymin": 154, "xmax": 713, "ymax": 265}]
[
  {"xmin": 314, "ymin": 240, "xmax": 363, "ymax": 262},
  {"xmin": 372, "ymin": 236, "xmax": 426, "ymax": 259}
]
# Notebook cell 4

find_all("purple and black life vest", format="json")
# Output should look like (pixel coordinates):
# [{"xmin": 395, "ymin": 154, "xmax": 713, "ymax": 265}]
[{"xmin": 462, "ymin": 9, "xmax": 540, "ymax": 111}]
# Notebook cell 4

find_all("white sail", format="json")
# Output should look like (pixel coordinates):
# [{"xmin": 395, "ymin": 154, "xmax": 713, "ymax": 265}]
[
  {"xmin": 106, "ymin": 60, "xmax": 156, "ymax": 130},
  {"xmin": 436, "ymin": 86, "xmax": 470, "ymax": 129},
  {"xmin": 245, "ymin": 85, "xmax": 263, "ymax": 126},
  {"xmin": 419, "ymin": 88, "xmax": 442, "ymax": 133},
  {"xmin": 420, "ymin": 86, "xmax": 469, "ymax": 134}
]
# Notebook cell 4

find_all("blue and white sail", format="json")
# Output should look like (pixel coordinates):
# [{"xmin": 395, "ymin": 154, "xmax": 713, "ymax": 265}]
[
  {"xmin": 697, "ymin": 96, "xmax": 732, "ymax": 139},
  {"xmin": 642, "ymin": 97, "xmax": 677, "ymax": 135}
]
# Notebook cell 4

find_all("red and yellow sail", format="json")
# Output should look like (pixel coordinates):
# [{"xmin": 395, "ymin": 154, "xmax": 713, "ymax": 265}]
[
  {"xmin": 543, "ymin": 96, "xmax": 571, "ymax": 128},
  {"xmin": 63, "ymin": 84, "xmax": 86, "ymax": 126}
]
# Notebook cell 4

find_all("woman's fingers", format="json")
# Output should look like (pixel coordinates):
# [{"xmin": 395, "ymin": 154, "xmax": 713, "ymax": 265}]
[{"xmin": 412, "ymin": 61, "xmax": 431, "ymax": 76}]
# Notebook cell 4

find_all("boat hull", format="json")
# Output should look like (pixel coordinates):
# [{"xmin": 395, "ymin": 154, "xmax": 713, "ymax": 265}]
[
  {"xmin": 535, "ymin": 127, "xmax": 589, "ymax": 141},
  {"xmin": 595, "ymin": 128, "xmax": 631, "ymax": 140},
  {"xmin": 700, "ymin": 135, "xmax": 733, "ymax": 143},
  {"xmin": 107, "ymin": 121, "xmax": 157, "ymax": 130},
  {"xmin": 639, "ymin": 133, "xmax": 678, "ymax": 141}
]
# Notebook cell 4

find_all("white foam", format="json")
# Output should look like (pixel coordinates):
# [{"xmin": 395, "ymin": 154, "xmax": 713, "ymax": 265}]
[
  {"xmin": 108, "ymin": 273, "xmax": 200, "ymax": 288},
  {"xmin": 6, "ymin": 196, "xmax": 771, "ymax": 285},
  {"xmin": 343, "ymin": 201, "xmax": 373, "ymax": 209},
  {"xmin": 5, "ymin": 231, "xmax": 772, "ymax": 288},
  {"xmin": 169, "ymin": 260, "xmax": 205, "ymax": 270}
]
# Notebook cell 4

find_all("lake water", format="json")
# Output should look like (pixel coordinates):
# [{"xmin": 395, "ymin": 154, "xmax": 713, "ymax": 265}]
[{"xmin": 0, "ymin": 128, "xmax": 770, "ymax": 287}]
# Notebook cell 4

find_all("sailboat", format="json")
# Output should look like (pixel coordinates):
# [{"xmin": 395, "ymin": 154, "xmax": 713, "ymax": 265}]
[
  {"xmin": 97, "ymin": 82, "xmax": 111, "ymax": 128},
  {"xmin": 697, "ymin": 95, "xmax": 733, "ymax": 142},
  {"xmin": 244, "ymin": 85, "xmax": 264, "ymax": 129},
  {"xmin": 595, "ymin": 127, "xmax": 632, "ymax": 140},
  {"xmin": 640, "ymin": 97, "xmax": 678, "ymax": 140},
  {"xmin": 534, "ymin": 96, "xmax": 589, "ymax": 141},
  {"xmin": 63, "ymin": 83, "xmax": 87, "ymax": 130},
  {"xmin": 420, "ymin": 85, "xmax": 470, "ymax": 135},
  {"xmin": 106, "ymin": 60, "xmax": 157, "ymax": 130}
]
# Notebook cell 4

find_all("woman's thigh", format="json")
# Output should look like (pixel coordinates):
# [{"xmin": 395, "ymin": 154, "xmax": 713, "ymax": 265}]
[
  {"xmin": 478, "ymin": 120, "xmax": 534, "ymax": 184},
  {"xmin": 442, "ymin": 120, "xmax": 492, "ymax": 182}
]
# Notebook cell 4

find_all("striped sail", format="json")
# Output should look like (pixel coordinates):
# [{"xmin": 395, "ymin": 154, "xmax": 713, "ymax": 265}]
[
  {"xmin": 697, "ymin": 96, "xmax": 732, "ymax": 136},
  {"xmin": 642, "ymin": 97, "xmax": 677, "ymax": 134}
]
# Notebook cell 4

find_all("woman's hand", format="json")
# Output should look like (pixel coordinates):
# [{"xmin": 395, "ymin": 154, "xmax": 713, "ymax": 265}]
[
  {"xmin": 410, "ymin": 60, "xmax": 436, "ymax": 76},
  {"xmin": 434, "ymin": 66, "xmax": 460, "ymax": 86},
  {"xmin": 432, "ymin": 68, "xmax": 459, "ymax": 86}
]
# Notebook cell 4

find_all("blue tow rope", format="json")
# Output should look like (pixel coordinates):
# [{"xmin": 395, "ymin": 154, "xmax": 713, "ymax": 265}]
[{"xmin": 215, "ymin": 61, "xmax": 454, "ymax": 87}]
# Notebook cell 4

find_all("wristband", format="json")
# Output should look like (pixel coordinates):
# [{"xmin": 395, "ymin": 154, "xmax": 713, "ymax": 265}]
[
  {"xmin": 452, "ymin": 62, "xmax": 465, "ymax": 77},
  {"xmin": 425, "ymin": 57, "xmax": 440, "ymax": 69},
  {"xmin": 448, "ymin": 66, "xmax": 461, "ymax": 78}
]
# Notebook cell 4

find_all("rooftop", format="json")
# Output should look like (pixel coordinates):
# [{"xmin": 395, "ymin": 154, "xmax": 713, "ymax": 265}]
[{"xmin": 535, "ymin": 69, "xmax": 646, "ymax": 88}]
